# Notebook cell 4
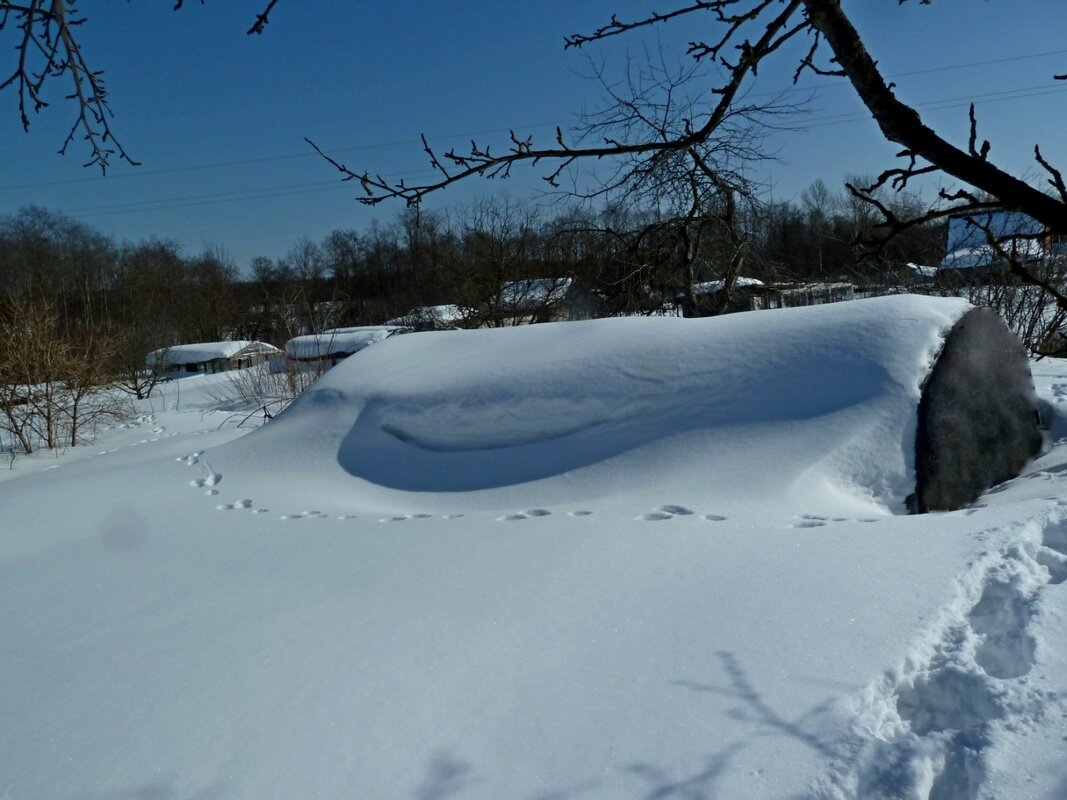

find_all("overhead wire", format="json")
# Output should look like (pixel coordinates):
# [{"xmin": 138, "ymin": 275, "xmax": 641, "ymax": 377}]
[
  {"xmin": 58, "ymin": 79, "xmax": 1067, "ymax": 220},
  {"xmin": 3, "ymin": 44, "xmax": 1065, "ymax": 194},
  {"xmin": 0, "ymin": 42, "xmax": 1047, "ymax": 220}
]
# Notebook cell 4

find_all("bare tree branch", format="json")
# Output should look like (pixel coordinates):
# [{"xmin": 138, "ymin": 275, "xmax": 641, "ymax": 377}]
[
  {"xmin": 803, "ymin": 0, "xmax": 1067, "ymax": 232},
  {"xmin": 2, "ymin": 0, "xmax": 280, "ymax": 170},
  {"xmin": 247, "ymin": 0, "xmax": 280, "ymax": 35},
  {"xmin": 316, "ymin": 0, "xmax": 806, "ymax": 208},
  {"xmin": 0, "ymin": 0, "xmax": 138, "ymax": 170}
]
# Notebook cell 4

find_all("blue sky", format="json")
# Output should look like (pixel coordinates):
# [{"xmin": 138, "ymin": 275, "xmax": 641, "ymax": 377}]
[{"xmin": 1, "ymin": 1, "xmax": 1066, "ymax": 270}]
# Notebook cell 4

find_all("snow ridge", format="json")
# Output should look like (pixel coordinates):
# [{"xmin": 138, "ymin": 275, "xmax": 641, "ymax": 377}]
[{"xmin": 825, "ymin": 506, "xmax": 1067, "ymax": 799}]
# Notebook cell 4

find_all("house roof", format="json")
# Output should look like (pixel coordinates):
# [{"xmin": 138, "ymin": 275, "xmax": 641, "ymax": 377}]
[
  {"xmin": 940, "ymin": 239, "xmax": 1047, "ymax": 270},
  {"xmin": 691, "ymin": 276, "xmax": 765, "ymax": 296},
  {"xmin": 386, "ymin": 305, "xmax": 465, "ymax": 328},
  {"xmin": 498, "ymin": 277, "xmax": 573, "ymax": 310},
  {"xmin": 941, "ymin": 210, "xmax": 1047, "ymax": 270},
  {"xmin": 284, "ymin": 326, "xmax": 410, "ymax": 360},
  {"xmin": 146, "ymin": 340, "xmax": 281, "ymax": 367},
  {"xmin": 906, "ymin": 263, "xmax": 938, "ymax": 279},
  {"xmin": 946, "ymin": 210, "xmax": 1044, "ymax": 252}
]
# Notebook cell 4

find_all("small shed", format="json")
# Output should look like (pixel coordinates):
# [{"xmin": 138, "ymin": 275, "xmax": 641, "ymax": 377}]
[
  {"xmin": 284, "ymin": 326, "xmax": 412, "ymax": 368},
  {"xmin": 147, "ymin": 341, "xmax": 282, "ymax": 375}
]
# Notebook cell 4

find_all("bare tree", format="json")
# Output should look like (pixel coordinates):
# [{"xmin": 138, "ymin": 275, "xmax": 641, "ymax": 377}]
[
  {"xmin": 314, "ymin": 1, "xmax": 1067, "ymax": 314},
  {"xmin": 0, "ymin": 296, "xmax": 129, "ymax": 453},
  {"xmin": 1, "ymin": 0, "xmax": 282, "ymax": 170}
]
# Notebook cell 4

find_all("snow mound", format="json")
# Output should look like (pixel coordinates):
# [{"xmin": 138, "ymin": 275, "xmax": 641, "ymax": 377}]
[
  {"xmin": 222, "ymin": 295, "xmax": 970, "ymax": 512},
  {"xmin": 284, "ymin": 325, "xmax": 409, "ymax": 359}
]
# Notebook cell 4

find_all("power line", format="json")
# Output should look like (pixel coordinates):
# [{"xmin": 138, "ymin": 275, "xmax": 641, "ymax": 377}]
[
  {"xmin": 804, "ymin": 83, "xmax": 1067, "ymax": 129},
  {"xmin": 63, "ymin": 169, "xmax": 442, "ymax": 219},
  {"xmin": 57, "ymin": 81, "xmax": 1067, "ymax": 221},
  {"xmin": 0, "ymin": 122, "xmax": 565, "ymax": 193},
  {"xmin": 3, "ymin": 46, "xmax": 1066, "ymax": 193}
]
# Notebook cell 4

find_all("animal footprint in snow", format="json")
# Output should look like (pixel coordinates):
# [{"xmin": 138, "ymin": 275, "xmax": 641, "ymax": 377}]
[
  {"xmin": 378, "ymin": 512, "xmax": 434, "ymax": 522},
  {"xmin": 282, "ymin": 510, "xmax": 328, "ymax": 520},
  {"xmin": 639, "ymin": 505, "xmax": 694, "ymax": 521},
  {"xmin": 703, "ymin": 514, "xmax": 728, "ymax": 522},
  {"xmin": 497, "ymin": 509, "xmax": 552, "ymax": 521},
  {"xmin": 191, "ymin": 473, "xmax": 222, "ymax": 488},
  {"xmin": 659, "ymin": 505, "xmax": 694, "ymax": 516},
  {"xmin": 567, "ymin": 510, "xmax": 593, "ymax": 517},
  {"xmin": 216, "ymin": 499, "xmax": 254, "ymax": 511},
  {"xmin": 640, "ymin": 512, "xmax": 672, "ymax": 521},
  {"xmin": 792, "ymin": 514, "xmax": 828, "ymax": 528}
]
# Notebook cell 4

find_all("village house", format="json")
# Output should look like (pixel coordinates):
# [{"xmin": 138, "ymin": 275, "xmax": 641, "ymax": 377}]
[
  {"xmin": 283, "ymin": 326, "xmax": 412, "ymax": 369},
  {"xmin": 937, "ymin": 210, "xmax": 1054, "ymax": 285},
  {"xmin": 385, "ymin": 305, "xmax": 465, "ymax": 332},
  {"xmin": 146, "ymin": 341, "xmax": 282, "ymax": 376}
]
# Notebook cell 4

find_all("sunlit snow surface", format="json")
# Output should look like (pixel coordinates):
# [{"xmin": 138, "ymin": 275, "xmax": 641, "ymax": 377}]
[{"xmin": 3, "ymin": 295, "xmax": 1067, "ymax": 799}]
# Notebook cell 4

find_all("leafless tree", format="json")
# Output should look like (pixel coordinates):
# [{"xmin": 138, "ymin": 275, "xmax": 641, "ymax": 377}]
[
  {"xmin": 1, "ymin": 0, "xmax": 282, "ymax": 170},
  {"xmin": 314, "ymin": 1, "xmax": 1067, "ymax": 314},
  {"xmin": 0, "ymin": 296, "xmax": 129, "ymax": 453}
]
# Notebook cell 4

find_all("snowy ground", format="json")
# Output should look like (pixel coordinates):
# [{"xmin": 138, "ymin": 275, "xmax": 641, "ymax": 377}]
[{"xmin": 2, "ymin": 295, "xmax": 1067, "ymax": 800}]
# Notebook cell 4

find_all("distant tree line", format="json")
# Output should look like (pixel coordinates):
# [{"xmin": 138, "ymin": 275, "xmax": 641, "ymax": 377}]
[
  {"xmin": 0, "ymin": 183, "xmax": 944, "ymax": 452},
  {"xmin": 0, "ymin": 178, "xmax": 945, "ymax": 341}
]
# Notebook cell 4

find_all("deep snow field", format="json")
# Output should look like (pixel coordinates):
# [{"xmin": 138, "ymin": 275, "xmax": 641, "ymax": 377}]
[{"xmin": 3, "ymin": 295, "xmax": 1067, "ymax": 800}]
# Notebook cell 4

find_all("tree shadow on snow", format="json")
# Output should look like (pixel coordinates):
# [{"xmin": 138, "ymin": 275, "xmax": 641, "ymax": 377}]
[{"xmin": 673, "ymin": 651, "xmax": 839, "ymax": 760}]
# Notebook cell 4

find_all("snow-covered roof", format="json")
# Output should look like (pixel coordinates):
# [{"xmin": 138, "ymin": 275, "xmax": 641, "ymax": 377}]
[
  {"xmin": 385, "ymin": 305, "xmax": 465, "ymax": 328},
  {"xmin": 906, "ymin": 262, "xmax": 938, "ymax": 279},
  {"xmin": 284, "ymin": 326, "xmax": 410, "ymax": 360},
  {"xmin": 147, "ymin": 340, "xmax": 280, "ymax": 367},
  {"xmin": 941, "ymin": 210, "xmax": 1048, "ymax": 270},
  {"xmin": 940, "ymin": 239, "xmax": 1047, "ymax": 270},
  {"xmin": 499, "ymin": 277, "xmax": 573, "ymax": 310},
  {"xmin": 691, "ymin": 276, "xmax": 765, "ymax": 295},
  {"xmin": 946, "ymin": 210, "xmax": 1045, "ymax": 253}
]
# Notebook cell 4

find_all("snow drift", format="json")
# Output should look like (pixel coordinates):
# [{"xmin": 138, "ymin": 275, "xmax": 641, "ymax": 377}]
[{"xmin": 218, "ymin": 294, "xmax": 974, "ymax": 515}]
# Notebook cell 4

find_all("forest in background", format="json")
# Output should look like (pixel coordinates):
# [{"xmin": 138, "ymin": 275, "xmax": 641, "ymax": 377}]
[{"xmin": 0, "ymin": 175, "xmax": 943, "ymax": 356}]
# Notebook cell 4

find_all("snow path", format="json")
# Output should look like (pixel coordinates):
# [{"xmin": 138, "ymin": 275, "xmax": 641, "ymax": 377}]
[{"xmin": 809, "ymin": 501, "xmax": 1067, "ymax": 799}]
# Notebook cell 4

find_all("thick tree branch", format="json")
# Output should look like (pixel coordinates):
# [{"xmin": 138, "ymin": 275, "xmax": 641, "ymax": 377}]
[{"xmin": 803, "ymin": 0, "xmax": 1067, "ymax": 232}]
